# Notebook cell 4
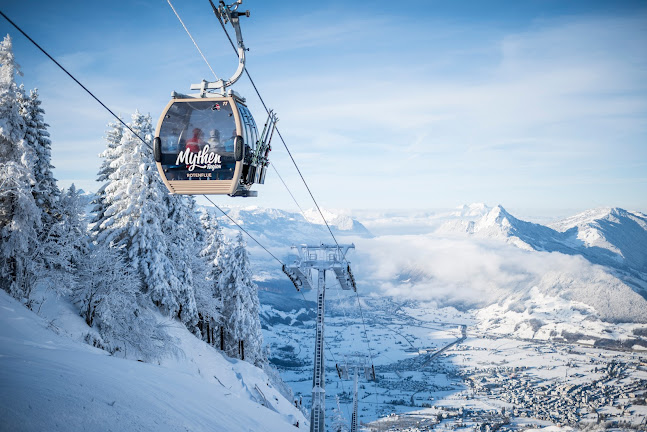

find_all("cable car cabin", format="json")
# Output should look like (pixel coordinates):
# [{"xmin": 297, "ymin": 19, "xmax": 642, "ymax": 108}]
[{"xmin": 154, "ymin": 92, "xmax": 272, "ymax": 197}]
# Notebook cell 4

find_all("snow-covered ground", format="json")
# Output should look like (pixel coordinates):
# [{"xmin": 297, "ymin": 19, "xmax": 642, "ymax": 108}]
[
  {"xmin": 0, "ymin": 289, "xmax": 306, "ymax": 431},
  {"xmin": 262, "ymin": 291, "xmax": 647, "ymax": 431},
  {"xmin": 4, "ymin": 202, "xmax": 647, "ymax": 431},
  {"xmin": 245, "ymin": 203, "xmax": 647, "ymax": 430}
]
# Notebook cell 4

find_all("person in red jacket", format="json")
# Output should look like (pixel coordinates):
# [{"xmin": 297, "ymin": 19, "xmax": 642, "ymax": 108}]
[{"xmin": 185, "ymin": 128, "xmax": 203, "ymax": 153}]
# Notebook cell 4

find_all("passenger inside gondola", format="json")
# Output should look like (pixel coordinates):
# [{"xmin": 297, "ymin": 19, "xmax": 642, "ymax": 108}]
[
  {"xmin": 208, "ymin": 129, "xmax": 224, "ymax": 153},
  {"xmin": 185, "ymin": 128, "xmax": 204, "ymax": 153}
]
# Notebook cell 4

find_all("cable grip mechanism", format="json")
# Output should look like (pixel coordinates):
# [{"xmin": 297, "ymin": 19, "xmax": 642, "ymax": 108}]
[{"xmin": 191, "ymin": 0, "xmax": 250, "ymax": 96}]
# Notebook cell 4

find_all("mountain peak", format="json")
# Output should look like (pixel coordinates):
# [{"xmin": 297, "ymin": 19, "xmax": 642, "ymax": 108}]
[
  {"xmin": 475, "ymin": 204, "xmax": 518, "ymax": 231},
  {"xmin": 454, "ymin": 203, "xmax": 491, "ymax": 218}
]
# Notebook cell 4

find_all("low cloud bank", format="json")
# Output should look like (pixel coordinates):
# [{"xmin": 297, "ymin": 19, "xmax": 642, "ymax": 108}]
[{"xmin": 352, "ymin": 234, "xmax": 646, "ymax": 323}]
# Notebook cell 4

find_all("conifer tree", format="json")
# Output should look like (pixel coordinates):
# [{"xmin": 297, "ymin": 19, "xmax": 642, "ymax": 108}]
[
  {"xmin": 218, "ymin": 232, "xmax": 264, "ymax": 365},
  {"xmin": 35, "ymin": 184, "xmax": 89, "ymax": 294},
  {"xmin": 331, "ymin": 396, "xmax": 349, "ymax": 432},
  {"xmin": 196, "ymin": 209, "xmax": 225, "ymax": 345},
  {"xmin": 94, "ymin": 111, "xmax": 182, "ymax": 316},
  {"xmin": 17, "ymin": 85, "xmax": 78, "ymax": 294},
  {"xmin": 90, "ymin": 120, "xmax": 123, "ymax": 233},
  {"xmin": 18, "ymin": 86, "xmax": 59, "ymax": 226},
  {"xmin": 200, "ymin": 209, "xmax": 226, "ymax": 283},
  {"xmin": 75, "ymin": 240, "xmax": 171, "ymax": 361},
  {"xmin": 163, "ymin": 193, "xmax": 201, "ymax": 331},
  {"xmin": 0, "ymin": 34, "xmax": 41, "ymax": 300}
]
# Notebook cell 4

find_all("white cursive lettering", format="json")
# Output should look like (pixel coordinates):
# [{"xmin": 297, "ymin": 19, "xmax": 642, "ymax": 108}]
[{"xmin": 175, "ymin": 145, "xmax": 223, "ymax": 171}]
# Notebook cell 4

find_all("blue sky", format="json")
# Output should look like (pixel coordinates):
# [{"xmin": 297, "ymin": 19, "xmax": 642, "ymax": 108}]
[{"xmin": 1, "ymin": 0, "xmax": 646, "ymax": 213}]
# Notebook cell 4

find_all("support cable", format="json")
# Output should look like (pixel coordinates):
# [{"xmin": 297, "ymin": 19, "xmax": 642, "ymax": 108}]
[
  {"xmin": 211, "ymin": 3, "xmax": 343, "ymax": 252},
  {"xmin": 0, "ymin": 10, "xmax": 148, "ymax": 146},
  {"xmin": 167, "ymin": 0, "xmax": 220, "ymax": 81}
]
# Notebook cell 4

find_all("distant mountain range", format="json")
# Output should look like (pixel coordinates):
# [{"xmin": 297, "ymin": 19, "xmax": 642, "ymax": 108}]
[
  {"xmin": 214, "ymin": 206, "xmax": 372, "ymax": 246},
  {"xmin": 440, "ymin": 205, "xmax": 647, "ymax": 292},
  {"xmin": 205, "ymin": 203, "xmax": 647, "ymax": 351},
  {"xmin": 203, "ymin": 203, "xmax": 647, "ymax": 331},
  {"xmin": 433, "ymin": 204, "xmax": 647, "ymax": 342}
]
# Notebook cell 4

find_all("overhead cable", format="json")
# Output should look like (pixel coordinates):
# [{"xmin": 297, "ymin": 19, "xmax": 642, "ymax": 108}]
[
  {"xmin": 0, "ymin": 10, "xmax": 148, "ymax": 146},
  {"xmin": 210, "ymin": 2, "xmax": 343, "ymax": 252},
  {"xmin": 167, "ymin": 0, "xmax": 220, "ymax": 81}
]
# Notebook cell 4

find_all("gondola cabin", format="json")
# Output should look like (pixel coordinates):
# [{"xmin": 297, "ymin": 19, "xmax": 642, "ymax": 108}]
[{"xmin": 154, "ymin": 91, "xmax": 271, "ymax": 197}]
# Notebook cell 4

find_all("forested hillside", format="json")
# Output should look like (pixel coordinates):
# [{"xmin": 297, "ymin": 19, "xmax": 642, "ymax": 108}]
[{"xmin": 0, "ymin": 34, "xmax": 302, "ymax": 429}]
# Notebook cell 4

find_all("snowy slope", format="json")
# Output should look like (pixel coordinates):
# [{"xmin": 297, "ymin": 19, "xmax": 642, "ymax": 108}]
[
  {"xmin": 549, "ymin": 207, "xmax": 647, "ymax": 276},
  {"xmin": 0, "ymin": 290, "xmax": 307, "ymax": 431}
]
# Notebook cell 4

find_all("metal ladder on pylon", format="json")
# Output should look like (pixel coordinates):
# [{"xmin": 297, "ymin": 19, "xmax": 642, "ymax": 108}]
[{"xmin": 282, "ymin": 244, "xmax": 357, "ymax": 432}]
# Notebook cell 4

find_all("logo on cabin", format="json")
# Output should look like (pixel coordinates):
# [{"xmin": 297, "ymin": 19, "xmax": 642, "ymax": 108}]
[{"xmin": 176, "ymin": 145, "xmax": 222, "ymax": 171}]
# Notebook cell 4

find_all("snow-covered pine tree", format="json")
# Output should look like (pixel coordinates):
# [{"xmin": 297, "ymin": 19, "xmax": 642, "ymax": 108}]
[
  {"xmin": 35, "ymin": 184, "xmax": 89, "ymax": 295},
  {"xmin": 0, "ymin": 34, "xmax": 41, "ymax": 300},
  {"xmin": 75, "ymin": 241, "xmax": 133, "ymax": 327},
  {"xmin": 196, "ymin": 209, "xmax": 226, "ymax": 346},
  {"xmin": 18, "ymin": 86, "xmax": 59, "ymax": 228},
  {"xmin": 330, "ymin": 396, "xmax": 349, "ymax": 432},
  {"xmin": 90, "ymin": 120, "xmax": 123, "ymax": 234},
  {"xmin": 17, "ymin": 86, "xmax": 82, "ymax": 296},
  {"xmin": 218, "ymin": 232, "xmax": 264, "ymax": 366},
  {"xmin": 163, "ymin": 193, "xmax": 201, "ymax": 332},
  {"xmin": 93, "ymin": 110, "xmax": 182, "ymax": 317}
]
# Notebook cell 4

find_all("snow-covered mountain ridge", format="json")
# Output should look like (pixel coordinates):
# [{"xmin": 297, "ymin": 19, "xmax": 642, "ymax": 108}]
[
  {"xmin": 207, "ymin": 203, "xmax": 646, "ymax": 328},
  {"xmin": 440, "ymin": 204, "xmax": 647, "ymax": 289},
  {"xmin": 215, "ymin": 205, "xmax": 372, "ymax": 243}
]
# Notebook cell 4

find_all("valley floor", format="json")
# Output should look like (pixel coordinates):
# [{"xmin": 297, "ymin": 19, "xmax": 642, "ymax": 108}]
[{"xmin": 262, "ymin": 293, "xmax": 647, "ymax": 431}]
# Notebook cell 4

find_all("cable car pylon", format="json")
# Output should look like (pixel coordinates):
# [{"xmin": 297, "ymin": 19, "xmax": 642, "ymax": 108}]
[
  {"xmin": 282, "ymin": 244, "xmax": 357, "ymax": 432},
  {"xmin": 336, "ymin": 353, "xmax": 376, "ymax": 432},
  {"xmin": 154, "ymin": 0, "xmax": 277, "ymax": 197}
]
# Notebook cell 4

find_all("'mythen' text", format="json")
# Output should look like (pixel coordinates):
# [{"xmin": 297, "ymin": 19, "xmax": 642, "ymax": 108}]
[{"xmin": 175, "ymin": 145, "xmax": 223, "ymax": 171}]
